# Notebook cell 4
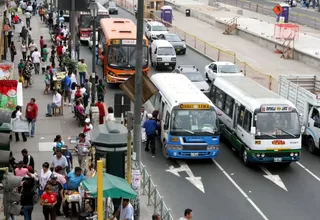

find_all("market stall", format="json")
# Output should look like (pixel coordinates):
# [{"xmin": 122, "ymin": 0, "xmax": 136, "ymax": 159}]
[{"xmin": 52, "ymin": 71, "xmax": 66, "ymax": 92}]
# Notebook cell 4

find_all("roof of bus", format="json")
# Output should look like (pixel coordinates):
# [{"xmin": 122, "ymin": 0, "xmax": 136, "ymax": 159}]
[
  {"xmin": 150, "ymin": 73, "xmax": 213, "ymax": 108},
  {"xmin": 100, "ymin": 18, "xmax": 147, "ymax": 40},
  {"xmin": 214, "ymin": 76, "xmax": 295, "ymax": 110},
  {"xmin": 80, "ymin": 2, "xmax": 108, "ymax": 14}
]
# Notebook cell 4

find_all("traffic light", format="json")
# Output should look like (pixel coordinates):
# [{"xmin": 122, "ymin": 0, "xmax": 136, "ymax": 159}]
[{"xmin": 3, "ymin": 172, "xmax": 23, "ymax": 217}]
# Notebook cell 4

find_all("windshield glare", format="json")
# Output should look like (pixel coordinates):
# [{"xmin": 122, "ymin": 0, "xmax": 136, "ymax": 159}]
[
  {"xmin": 108, "ymin": 45, "xmax": 148, "ymax": 69},
  {"xmin": 256, "ymin": 112, "xmax": 300, "ymax": 137},
  {"xmin": 218, "ymin": 65, "xmax": 240, "ymax": 73},
  {"xmin": 80, "ymin": 15, "xmax": 108, "ymax": 28},
  {"xmin": 170, "ymin": 109, "xmax": 217, "ymax": 134},
  {"xmin": 184, "ymin": 72, "xmax": 204, "ymax": 82},
  {"xmin": 152, "ymin": 25, "xmax": 167, "ymax": 31},
  {"xmin": 158, "ymin": 47, "xmax": 175, "ymax": 55},
  {"xmin": 165, "ymin": 35, "xmax": 181, "ymax": 42}
]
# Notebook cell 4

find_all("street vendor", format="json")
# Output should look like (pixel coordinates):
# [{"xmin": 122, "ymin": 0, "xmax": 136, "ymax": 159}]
[{"xmin": 110, "ymin": 198, "xmax": 134, "ymax": 220}]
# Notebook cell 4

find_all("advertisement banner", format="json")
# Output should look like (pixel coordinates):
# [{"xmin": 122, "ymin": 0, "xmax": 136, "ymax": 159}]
[
  {"xmin": 0, "ymin": 80, "xmax": 18, "ymax": 110},
  {"xmin": 0, "ymin": 63, "xmax": 14, "ymax": 80}
]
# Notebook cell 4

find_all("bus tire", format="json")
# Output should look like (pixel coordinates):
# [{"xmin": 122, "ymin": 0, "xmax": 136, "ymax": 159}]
[
  {"xmin": 308, "ymin": 137, "xmax": 317, "ymax": 154},
  {"xmin": 241, "ymin": 147, "xmax": 250, "ymax": 166},
  {"xmin": 162, "ymin": 142, "xmax": 170, "ymax": 159}
]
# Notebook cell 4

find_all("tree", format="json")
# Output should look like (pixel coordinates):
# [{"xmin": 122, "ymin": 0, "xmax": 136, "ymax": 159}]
[{"xmin": 64, "ymin": 56, "xmax": 77, "ymax": 74}]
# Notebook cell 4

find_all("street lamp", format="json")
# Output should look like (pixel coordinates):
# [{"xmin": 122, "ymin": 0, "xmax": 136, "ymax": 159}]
[{"xmin": 88, "ymin": 1, "xmax": 99, "ymax": 104}]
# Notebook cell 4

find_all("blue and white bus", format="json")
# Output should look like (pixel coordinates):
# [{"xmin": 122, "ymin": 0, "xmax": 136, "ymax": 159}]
[{"xmin": 146, "ymin": 73, "xmax": 220, "ymax": 159}]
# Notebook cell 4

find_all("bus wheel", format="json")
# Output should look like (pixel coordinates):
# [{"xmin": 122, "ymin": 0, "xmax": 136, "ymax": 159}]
[
  {"xmin": 308, "ymin": 137, "xmax": 317, "ymax": 154},
  {"xmin": 241, "ymin": 148, "xmax": 250, "ymax": 166},
  {"xmin": 162, "ymin": 143, "xmax": 170, "ymax": 159}
]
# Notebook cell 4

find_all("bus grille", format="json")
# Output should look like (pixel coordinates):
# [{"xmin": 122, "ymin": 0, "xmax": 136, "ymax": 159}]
[
  {"xmin": 264, "ymin": 152, "xmax": 291, "ymax": 157},
  {"xmin": 182, "ymin": 145, "xmax": 207, "ymax": 150},
  {"xmin": 118, "ymin": 74, "xmax": 134, "ymax": 78}
]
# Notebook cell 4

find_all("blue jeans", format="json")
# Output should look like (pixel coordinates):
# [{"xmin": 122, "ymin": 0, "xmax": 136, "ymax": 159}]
[
  {"xmin": 47, "ymin": 103, "xmax": 58, "ymax": 115},
  {"xmin": 27, "ymin": 118, "xmax": 36, "ymax": 137},
  {"xmin": 96, "ymin": 55, "xmax": 99, "ymax": 64},
  {"xmin": 79, "ymin": 72, "xmax": 86, "ymax": 85},
  {"xmin": 23, "ymin": 205, "xmax": 33, "ymax": 220}
]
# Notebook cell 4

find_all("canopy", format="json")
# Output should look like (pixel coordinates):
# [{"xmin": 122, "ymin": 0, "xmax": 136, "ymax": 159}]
[{"xmin": 82, "ymin": 173, "xmax": 137, "ymax": 199}]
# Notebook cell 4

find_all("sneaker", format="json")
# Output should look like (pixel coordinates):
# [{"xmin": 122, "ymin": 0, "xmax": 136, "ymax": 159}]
[
  {"xmin": 145, "ymin": 148, "xmax": 150, "ymax": 152},
  {"xmin": 46, "ymin": 113, "xmax": 52, "ymax": 117}
]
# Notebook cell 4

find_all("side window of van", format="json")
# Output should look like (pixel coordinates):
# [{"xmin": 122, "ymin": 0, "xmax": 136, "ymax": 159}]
[
  {"xmin": 243, "ymin": 110, "xmax": 252, "ymax": 132},
  {"xmin": 164, "ymin": 111, "xmax": 170, "ymax": 129},
  {"xmin": 224, "ymin": 95, "xmax": 234, "ymax": 118},
  {"xmin": 214, "ymin": 88, "xmax": 225, "ymax": 110},
  {"xmin": 237, "ymin": 105, "xmax": 245, "ymax": 126},
  {"xmin": 154, "ymin": 93, "xmax": 161, "ymax": 110},
  {"xmin": 213, "ymin": 64, "xmax": 217, "ymax": 73}
]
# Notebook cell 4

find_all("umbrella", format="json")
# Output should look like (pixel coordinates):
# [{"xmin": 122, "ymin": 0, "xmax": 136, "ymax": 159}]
[
  {"xmin": 82, "ymin": 173, "xmax": 137, "ymax": 199},
  {"xmin": 8, "ymin": 1, "xmax": 17, "ymax": 8}
]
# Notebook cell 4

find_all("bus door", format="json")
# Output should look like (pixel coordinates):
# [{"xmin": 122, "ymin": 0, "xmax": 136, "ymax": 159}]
[{"xmin": 232, "ymin": 103, "xmax": 239, "ymax": 132}]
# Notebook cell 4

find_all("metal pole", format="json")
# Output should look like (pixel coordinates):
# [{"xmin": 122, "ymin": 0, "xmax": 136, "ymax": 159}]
[
  {"xmin": 97, "ymin": 160, "xmax": 103, "ymax": 220},
  {"xmin": 133, "ymin": 0, "xmax": 144, "ymax": 218},
  {"xmin": 70, "ymin": 0, "xmax": 76, "ymax": 60},
  {"xmin": 127, "ymin": 112, "xmax": 133, "ymax": 185},
  {"xmin": 91, "ymin": 15, "xmax": 97, "ymax": 104}
]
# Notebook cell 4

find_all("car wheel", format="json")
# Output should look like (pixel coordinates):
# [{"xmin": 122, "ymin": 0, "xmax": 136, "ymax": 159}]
[
  {"xmin": 308, "ymin": 137, "xmax": 317, "ymax": 154},
  {"xmin": 155, "ymin": 62, "xmax": 159, "ymax": 70},
  {"xmin": 241, "ymin": 147, "xmax": 250, "ymax": 166},
  {"xmin": 205, "ymin": 73, "xmax": 210, "ymax": 82},
  {"xmin": 172, "ymin": 65, "xmax": 176, "ymax": 70},
  {"xmin": 162, "ymin": 142, "xmax": 170, "ymax": 159},
  {"xmin": 182, "ymin": 51, "xmax": 186, "ymax": 55}
]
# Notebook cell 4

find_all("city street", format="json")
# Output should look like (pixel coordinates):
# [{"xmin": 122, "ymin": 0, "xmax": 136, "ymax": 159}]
[{"xmin": 97, "ymin": 7, "xmax": 320, "ymax": 220}]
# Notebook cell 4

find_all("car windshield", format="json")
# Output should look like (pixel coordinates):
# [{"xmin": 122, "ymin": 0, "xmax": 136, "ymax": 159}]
[
  {"xmin": 109, "ymin": 2, "xmax": 116, "ymax": 7},
  {"xmin": 152, "ymin": 25, "xmax": 167, "ymax": 31},
  {"xmin": 79, "ymin": 14, "xmax": 109, "ymax": 28},
  {"xmin": 108, "ymin": 45, "xmax": 148, "ymax": 69},
  {"xmin": 256, "ymin": 112, "xmax": 300, "ymax": 139},
  {"xmin": 217, "ymin": 64, "xmax": 240, "ymax": 73},
  {"xmin": 183, "ymin": 72, "xmax": 204, "ymax": 82},
  {"xmin": 158, "ymin": 47, "xmax": 175, "ymax": 55},
  {"xmin": 170, "ymin": 109, "xmax": 218, "ymax": 135},
  {"xmin": 165, "ymin": 35, "xmax": 181, "ymax": 42}
]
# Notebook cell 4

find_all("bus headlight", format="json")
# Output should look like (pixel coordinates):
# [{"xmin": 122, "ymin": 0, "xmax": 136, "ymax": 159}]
[
  {"xmin": 207, "ymin": 145, "xmax": 218, "ymax": 150},
  {"xmin": 290, "ymin": 152, "xmax": 294, "ymax": 157},
  {"xmin": 261, "ymin": 153, "xmax": 265, "ymax": 157},
  {"xmin": 171, "ymin": 58, "xmax": 176, "ymax": 61},
  {"xmin": 167, "ymin": 144, "xmax": 182, "ymax": 150},
  {"xmin": 294, "ymin": 152, "xmax": 299, "ymax": 156},
  {"xmin": 108, "ymin": 71, "xmax": 115, "ymax": 76},
  {"xmin": 256, "ymin": 153, "xmax": 261, "ymax": 157}
]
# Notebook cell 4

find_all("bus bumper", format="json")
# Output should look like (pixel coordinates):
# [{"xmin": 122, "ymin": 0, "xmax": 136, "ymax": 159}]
[
  {"xmin": 107, "ymin": 74, "xmax": 130, "ymax": 83},
  {"xmin": 167, "ymin": 149, "xmax": 219, "ymax": 159},
  {"xmin": 247, "ymin": 150, "xmax": 301, "ymax": 163},
  {"xmin": 80, "ymin": 36, "xmax": 90, "ymax": 42}
]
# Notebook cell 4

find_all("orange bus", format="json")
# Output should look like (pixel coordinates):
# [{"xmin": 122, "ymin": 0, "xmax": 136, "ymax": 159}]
[{"xmin": 100, "ymin": 18, "xmax": 149, "ymax": 83}]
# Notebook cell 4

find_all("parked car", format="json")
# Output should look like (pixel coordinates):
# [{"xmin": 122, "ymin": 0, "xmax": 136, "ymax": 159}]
[
  {"xmin": 145, "ymin": 21, "xmax": 168, "ymax": 41},
  {"xmin": 173, "ymin": 65, "xmax": 209, "ymax": 93},
  {"xmin": 204, "ymin": 61, "xmax": 243, "ymax": 81},
  {"xmin": 108, "ymin": 1, "xmax": 118, "ymax": 14},
  {"xmin": 88, "ymin": 32, "xmax": 98, "ymax": 49},
  {"xmin": 158, "ymin": 33, "xmax": 186, "ymax": 54}
]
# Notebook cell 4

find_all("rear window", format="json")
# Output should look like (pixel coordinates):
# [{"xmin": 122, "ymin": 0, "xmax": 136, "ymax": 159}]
[
  {"xmin": 158, "ymin": 47, "xmax": 175, "ymax": 55},
  {"xmin": 109, "ymin": 2, "xmax": 116, "ymax": 7}
]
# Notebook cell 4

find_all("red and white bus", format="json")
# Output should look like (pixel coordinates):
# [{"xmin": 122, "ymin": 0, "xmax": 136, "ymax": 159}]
[{"xmin": 77, "ymin": 2, "xmax": 109, "ymax": 42}]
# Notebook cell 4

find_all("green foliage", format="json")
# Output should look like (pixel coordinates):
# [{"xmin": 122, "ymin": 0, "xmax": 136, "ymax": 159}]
[{"xmin": 64, "ymin": 56, "xmax": 77, "ymax": 74}]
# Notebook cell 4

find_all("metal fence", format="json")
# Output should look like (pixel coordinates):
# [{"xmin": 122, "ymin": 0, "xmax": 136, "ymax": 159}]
[
  {"xmin": 140, "ymin": 163, "xmax": 175, "ymax": 220},
  {"xmin": 214, "ymin": 0, "xmax": 320, "ymax": 30}
]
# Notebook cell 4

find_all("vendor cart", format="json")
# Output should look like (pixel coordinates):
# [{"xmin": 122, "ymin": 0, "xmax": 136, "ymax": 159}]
[{"xmin": 52, "ymin": 71, "xmax": 66, "ymax": 93}]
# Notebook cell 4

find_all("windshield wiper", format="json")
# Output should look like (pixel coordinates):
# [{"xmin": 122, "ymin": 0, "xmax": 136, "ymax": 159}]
[
  {"xmin": 203, "ymin": 130, "xmax": 216, "ymax": 135},
  {"xmin": 182, "ymin": 129, "xmax": 194, "ymax": 134},
  {"xmin": 259, "ymin": 132, "xmax": 276, "ymax": 138},
  {"xmin": 279, "ymin": 129, "xmax": 296, "ymax": 138}
]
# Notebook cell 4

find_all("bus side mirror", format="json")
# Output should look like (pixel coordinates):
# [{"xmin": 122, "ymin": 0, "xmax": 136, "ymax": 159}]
[
  {"xmin": 301, "ymin": 126, "xmax": 305, "ymax": 133},
  {"xmin": 250, "ymin": 127, "xmax": 256, "ymax": 135}
]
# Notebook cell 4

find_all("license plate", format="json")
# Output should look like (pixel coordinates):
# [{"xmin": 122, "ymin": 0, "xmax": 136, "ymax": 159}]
[
  {"xmin": 176, "ymin": 49, "xmax": 180, "ymax": 51},
  {"xmin": 274, "ymin": 157, "xmax": 282, "ymax": 162},
  {"xmin": 191, "ymin": 153, "xmax": 198, "ymax": 157},
  {"xmin": 164, "ymin": 63, "xmax": 169, "ymax": 66}
]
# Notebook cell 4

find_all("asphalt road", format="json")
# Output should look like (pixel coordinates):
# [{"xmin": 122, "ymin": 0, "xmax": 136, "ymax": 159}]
[{"xmin": 80, "ymin": 7, "xmax": 320, "ymax": 220}]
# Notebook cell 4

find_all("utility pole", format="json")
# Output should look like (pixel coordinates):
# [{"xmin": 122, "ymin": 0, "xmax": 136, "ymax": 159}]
[
  {"xmin": 133, "ymin": 0, "xmax": 144, "ymax": 218},
  {"xmin": 70, "ymin": 0, "xmax": 76, "ymax": 60},
  {"xmin": 91, "ymin": 17, "xmax": 97, "ymax": 104},
  {"xmin": 126, "ymin": 111, "xmax": 133, "ymax": 185}
]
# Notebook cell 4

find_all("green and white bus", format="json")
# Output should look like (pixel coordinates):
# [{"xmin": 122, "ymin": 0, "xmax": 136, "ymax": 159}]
[{"xmin": 208, "ymin": 76, "xmax": 302, "ymax": 165}]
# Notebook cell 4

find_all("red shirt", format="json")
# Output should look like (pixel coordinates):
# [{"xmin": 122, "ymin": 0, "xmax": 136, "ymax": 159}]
[
  {"xmin": 13, "ymin": 16, "xmax": 19, "ymax": 23},
  {"xmin": 57, "ymin": 45, "xmax": 63, "ymax": 56},
  {"xmin": 41, "ymin": 192, "xmax": 57, "ymax": 204},
  {"xmin": 26, "ymin": 102, "xmax": 38, "ymax": 119},
  {"xmin": 40, "ymin": 39, "xmax": 44, "ymax": 48},
  {"xmin": 96, "ymin": 102, "xmax": 105, "ymax": 116}
]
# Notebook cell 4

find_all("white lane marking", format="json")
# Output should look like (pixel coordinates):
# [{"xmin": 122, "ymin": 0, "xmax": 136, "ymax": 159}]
[
  {"xmin": 213, "ymin": 159, "xmax": 269, "ymax": 220},
  {"xmin": 296, "ymin": 162, "xmax": 320, "ymax": 182},
  {"xmin": 260, "ymin": 166, "xmax": 288, "ymax": 191},
  {"xmin": 166, "ymin": 161, "xmax": 205, "ymax": 193}
]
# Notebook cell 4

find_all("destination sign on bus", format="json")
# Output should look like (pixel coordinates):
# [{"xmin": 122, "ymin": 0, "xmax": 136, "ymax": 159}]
[
  {"xmin": 179, "ymin": 104, "xmax": 210, "ymax": 110},
  {"xmin": 110, "ymin": 39, "xmax": 146, "ymax": 45},
  {"xmin": 261, "ymin": 105, "xmax": 292, "ymax": 112},
  {"xmin": 122, "ymin": 40, "xmax": 136, "ymax": 45}
]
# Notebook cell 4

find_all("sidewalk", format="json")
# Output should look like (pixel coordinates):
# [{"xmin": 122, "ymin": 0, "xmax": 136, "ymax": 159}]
[{"xmin": 7, "ymin": 11, "xmax": 154, "ymax": 220}]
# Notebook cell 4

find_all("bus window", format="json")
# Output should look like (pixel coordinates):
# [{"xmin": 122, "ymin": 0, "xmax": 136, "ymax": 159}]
[
  {"xmin": 237, "ymin": 105, "xmax": 245, "ymax": 126},
  {"xmin": 164, "ymin": 111, "xmax": 170, "ymax": 130},
  {"xmin": 224, "ymin": 95, "xmax": 234, "ymax": 118},
  {"xmin": 243, "ymin": 110, "xmax": 252, "ymax": 132},
  {"xmin": 214, "ymin": 88, "xmax": 225, "ymax": 110}
]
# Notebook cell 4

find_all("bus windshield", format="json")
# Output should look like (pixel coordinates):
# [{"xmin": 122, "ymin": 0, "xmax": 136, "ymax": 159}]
[
  {"xmin": 107, "ymin": 45, "xmax": 148, "ymax": 69},
  {"xmin": 170, "ymin": 109, "xmax": 218, "ymax": 136},
  {"xmin": 256, "ymin": 112, "xmax": 300, "ymax": 139},
  {"xmin": 79, "ymin": 14, "xmax": 109, "ymax": 29}
]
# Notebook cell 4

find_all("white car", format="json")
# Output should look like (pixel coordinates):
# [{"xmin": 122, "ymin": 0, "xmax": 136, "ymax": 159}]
[
  {"xmin": 88, "ymin": 32, "xmax": 98, "ymax": 49},
  {"xmin": 145, "ymin": 21, "xmax": 168, "ymax": 41},
  {"xmin": 204, "ymin": 61, "xmax": 244, "ymax": 81}
]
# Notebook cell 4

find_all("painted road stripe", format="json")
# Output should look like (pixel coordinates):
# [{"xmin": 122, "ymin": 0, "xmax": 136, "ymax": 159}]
[
  {"xmin": 213, "ymin": 159, "xmax": 269, "ymax": 220},
  {"xmin": 296, "ymin": 162, "xmax": 320, "ymax": 182}
]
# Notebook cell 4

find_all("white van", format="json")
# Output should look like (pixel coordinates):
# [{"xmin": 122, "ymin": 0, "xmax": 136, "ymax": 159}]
[{"xmin": 150, "ymin": 40, "xmax": 176, "ymax": 70}]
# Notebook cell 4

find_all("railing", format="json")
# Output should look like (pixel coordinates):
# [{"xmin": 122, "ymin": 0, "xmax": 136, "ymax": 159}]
[
  {"xmin": 213, "ymin": 0, "xmax": 320, "ymax": 30},
  {"xmin": 140, "ymin": 163, "xmax": 175, "ymax": 220}
]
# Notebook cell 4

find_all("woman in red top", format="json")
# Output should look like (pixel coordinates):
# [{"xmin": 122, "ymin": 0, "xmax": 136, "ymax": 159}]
[
  {"xmin": 13, "ymin": 15, "xmax": 20, "ymax": 24},
  {"xmin": 40, "ymin": 184, "xmax": 57, "ymax": 220},
  {"xmin": 56, "ymin": 42, "xmax": 63, "ymax": 58},
  {"xmin": 74, "ymin": 86, "xmax": 83, "ymax": 102}
]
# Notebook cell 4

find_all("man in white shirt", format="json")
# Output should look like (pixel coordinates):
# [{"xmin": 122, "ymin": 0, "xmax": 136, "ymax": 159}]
[
  {"xmin": 110, "ymin": 198, "xmax": 134, "ymax": 220},
  {"xmin": 25, "ymin": 11, "xmax": 31, "ymax": 27},
  {"xmin": 62, "ymin": 26, "xmax": 69, "ymax": 37},
  {"xmin": 31, "ymin": 48, "xmax": 41, "ymax": 74},
  {"xmin": 179, "ymin": 209, "xmax": 193, "ymax": 220},
  {"xmin": 46, "ymin": 90, "xmax": 62, "ymax": 117},
  {"xmin": 62, "ymin": 42, "xmax": 67, "ymax": 55},
  {"xmin": 28, "ymin": 40, "xmax": 37, "ymax": 56}
]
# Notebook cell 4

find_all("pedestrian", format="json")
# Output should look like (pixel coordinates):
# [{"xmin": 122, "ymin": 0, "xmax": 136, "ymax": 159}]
[
  {"xmin": 23, "ymin": 58, "xmax": 33, "ymax": 88},
  {"xmin": 15, "ymin": 161, "xmax": 29, "ymax": 177},
  {"xmin": 66, "ymin": 167, "xmax": 86, "ymax": 190},
  {"xmin": 21, "ymin": 41, "xmax": 27, "ymax": 61},
  {"xmin": 96, "ymin": 98, "xmax": 106, "ymax": 124},
  {"xmin": 75, "ymin": 40, "xmax": 80, "ymax": 60},
  {"xmin": 21, "ymin": 178, "xmax": 35, "ymax": 220},
  {"xmin": 21, "ymin": 26, "xmax": 28, "ymax": 43},
  {"xmin": 110, "ymin": 198, "xmax": 134, "ymax": 220},
  {"xmin": 95, "ymin": 45, "xmax": 99, "ymax": 64},
  {"xmin": 40, "ymin": 183, "xmax": 57, "ymax": 220},
  {"xmin": 75, "ymin": 133, "xmax": 91, "ymax": 175},
  {"xmin": 25, "ymin": 98, "xmax": 38, "ymax": 137},
  {"xmin": 25, "ymin": 9, "xmax": 31, "ymax": 28},
  {"xmin": 42, "ymin": 44, "xmax": 48, "ymax": 63},
  {"xmin": 62, "ymin": 72, "xmax": 72, "ymax": 106},
  {"xmin": 78, "ymin": 59, "xmax": 87, "ymax": 85},
  {"xmin": 11, "ymin": 105, "xmax": 27, "ymax": 142},
  {"xmin": 44, "ymin": 66, "xmax": 51, "ymax": 94},
  {"xmin": 179, "ymin": 209, "xmax": 193, "ymax": 220},
  {"xmin": 18, "ymin": 59, "xmax": 25, "ymax": 78},
  {"xmin": 50, "ymin": 148, "xmax": 68, "ymax": 174},
  {"xmin": 40, "ymin": 162, "xmax": 52, "ymax": 196},
  {"xmin": 31, "ymin": 48, "xmax": 41, "ymax": 74},
  {"xmin": 106, "ymin": 107, "xmax": 116, "ymax": 122},
  {"xmin": 61, "ymin": 147, "xmax": 73, "ymax": 174},
  {"xmin": 83, "ymin": 118, "xmax": 93, "ymax": 142},
  {"xmin": 40, "ymin": 36, "xmax": 44, "ymax": 56},
  {"xmin": 143, "ymin": 115, "xmax": 160, "ymax": 155},
  {"xmin": 96, "ymin": 79, "xmax": 106, "ymax": 102},
  {"xmin": 10, "ymin": 41, "xmax": 16, "ymax": 62},
  {"xmin": 46, "ymin": 89, "xmax": 62, "ymax": 117},
  {"xmin": 28, "ymin": 40, "xmax": 37, "ymax": 56},
  {"xmin": 141, "ymin": 106, "xmax": 148, "ymax": 142},
  {"xmin": 152, "ymin": 213, "xmax": 161, "ymax": 220},
  {"xmin": 53, "ymin": 134, "xmax": 66, "ymax": 153},
  {"xmin": 52, "ymin": 166, "xmax": 67, "ymax": 186},
  {"xmin": 22, "ymin": 149, "xmax": 34, "ymax": 170}
]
